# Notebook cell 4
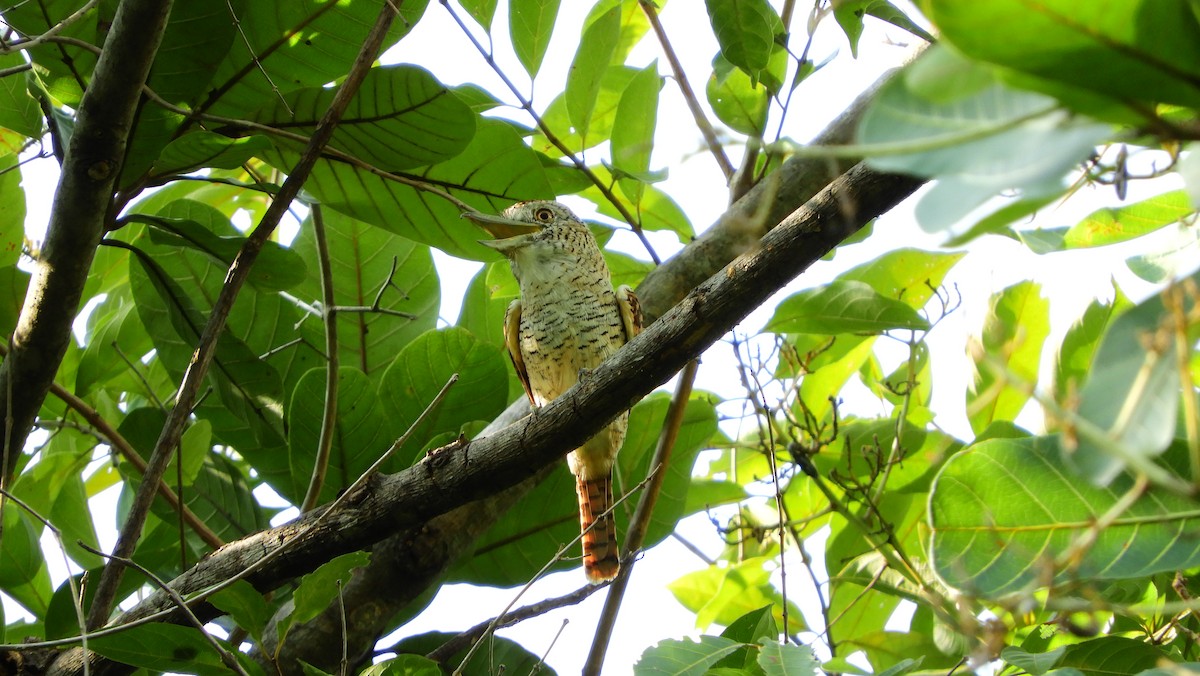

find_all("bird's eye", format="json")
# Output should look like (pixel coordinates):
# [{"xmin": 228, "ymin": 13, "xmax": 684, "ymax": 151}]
[{"xmin": 533, "ymin": 207, "xmax": 555, "ymax": 223}]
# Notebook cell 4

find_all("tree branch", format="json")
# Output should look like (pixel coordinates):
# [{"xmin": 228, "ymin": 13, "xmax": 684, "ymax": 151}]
[
  {"xmin": 83, "ymin": 0, "xmax": 403, "ymax": 631},
  {"xmin": 32, "ymin": 160, "xmax": 922, "ymax": 676},
  {"xmin": 0, "ymin": 0, "xmax": 174, "ymax": 485}
]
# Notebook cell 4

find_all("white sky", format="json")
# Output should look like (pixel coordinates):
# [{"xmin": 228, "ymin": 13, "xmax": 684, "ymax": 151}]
[{"xmin": 9, "ymin": 1, "xmax": 1189, "ymax": 674}]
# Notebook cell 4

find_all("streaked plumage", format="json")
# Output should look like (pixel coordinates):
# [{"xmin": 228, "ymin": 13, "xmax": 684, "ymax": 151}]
[{"xmin": 468, "ymin": 201, "xmax": 642, "ymax": 583}]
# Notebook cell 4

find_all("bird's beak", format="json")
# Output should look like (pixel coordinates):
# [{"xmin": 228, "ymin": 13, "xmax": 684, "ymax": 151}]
[{"xmin": 462, "ymin": 211, "xmax": 543, "ymax": 242}]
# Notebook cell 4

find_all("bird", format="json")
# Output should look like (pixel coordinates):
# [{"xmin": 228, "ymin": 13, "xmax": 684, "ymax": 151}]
[{"xmin": 465, "ymin": 200, "xmax": 642, "ymax": 583}]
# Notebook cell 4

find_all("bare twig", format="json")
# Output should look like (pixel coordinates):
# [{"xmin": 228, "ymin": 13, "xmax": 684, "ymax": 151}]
[
  {"xmin": 301, "ymin": 204, "xmax": 340, "ymax": 513},
  {"xmin": 0, "ymin": 0, "xmax": 100, "ymax": 54},
  {"xmin": 584, "ymin": 358, "xmax": 699, "ymax": 675},
  {"xmin": 638, "ymin": 1, "xmax": 734, "ymax": 181},
  {"xmin": 427, "ymin": 585, "xmax": 603, "ymax": 665},
  {"xmin": 0, "ymin": 338, "xmax": 223, "ymax": 550},
  {"xmin": 79, "ymin": 542, "xmax": 250, "ymax": 676},
  {"xmin": 84, "ymin": 0, "xmax": 404, "ymax": 630}
]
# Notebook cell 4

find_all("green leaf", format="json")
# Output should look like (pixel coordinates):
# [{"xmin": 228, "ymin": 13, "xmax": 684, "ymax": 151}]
[
  {"xmin": 1053, "ymin": 292, "xmax": 1128, "ymax": 402},
  {"xmin": 838, "ymin": 248, "xmax": 966, "ymax": 309},
  {"xmin": 536, "ymin": 66, "xmax": 638, "ymax": 157},
  {"xmin": 262, "ymin": 119, "xmax": 554, "ymax": 261},
  {"xmin": 1058, "ymin": 636, "xmax": 1168, "ymax": 673},
  {"xmin": 0, "ymin": 153, "xmax": 27, "ymax": 270},
  {"xmin": 611, "ymin": 62, "xmax": 662, "ymax": 207},
  {"xmin": 392, "ymin": 631, "xmax": 551, "ymax": 675},
  {"xmin": 510, "ymin": 0, "xmax": 561, "ymax": 77},
  {"xmin": 118, "ymin": 0, "xmax": 243, "ymax": 187},
  {"xmin": 930, "ymin": 436, "xmax": 1200, "ymax": 598},
  {"xmin": 704, "ymin": 0, "xmax": 782, "ymax": 77},
  {"xmin": 834, "ymin": 1, "xmax": 934, "ymax": 56},
  {"xmin": 0, "ymin": 507, "xmax": 44, "ymax": 589},
  {"xmin": 968, "ymin": 280, "xmax": 1049, "ymax": 435},
  {"xmin": 707, "ymin": 53, "xmax": 770, "ymax": 137},
  {"xmin": 1066, "ymin": 286, "xmax": 1181, "ymax": 485},
  {"xmin": 758, "ymin": 639, "xmax": 819, "ymax": 676},
  {"xmin": 288, "ymin": 367, "xmax": 391, "ymax": 503},
  {"xmin": 636, "ymin": 635, "xmax": 747, "ymax": 676},
  {"xmin": 765, "ymin": 281, "xmax": 931, "ymax": 335},
  {"xmin": 1001, "ymin": 645, "xmax": 1066, "ymax": 675},
  {"xmin": 289, "ymin": 210, "xmax": 439, "ymax": 385},
  {"xmin": 205, "ymin": 0, "xmax": 431, "ymax": 116},
  {"xmin": 859, "ymin": 45, "xmax": 1111, "ymax": 232},
  {"xmin": 150, "ymin": 132, "xmax": 273, "ymax": 177},
  {"xmin": 361, "ymin": 654, "xmax": 443, "ymax": 676},
  {"xmin": 1062, "ymin": 191, "xmax": 1195, "ymax": 249},
  {"xmin": 585, "ymin": 0, "xmax": 654, "ymax": 62},
  {"xmin": 586, "ymin": 167, "xmax": 695, "ymax": 238},
  {"xmin": 926, "ymin": 0, "xmax": 1200, "ymax": 109},
  {"xmin": 291, "ymin": 551, "xmax": 371, "ymax": 626},
  {"xmin": 132, "ymin": 208, "xmax": 307, "ymax": 292},
  {"xmin": 88, "ymin": 623, "xmax": 244, "ymax": 676},
  {"xmin": 567, "ymin": 5, "xmax": 622, "ymax": 141},
  {"xmin": 460, "ymin": 0, "xmax": 498, "ymax": 30},
  {"xmin": 252, "ymin": 65, "xmax": 476, "ymax": 171},
  {"xmin": 1127, "ymin": 223, "xmax": 1200, "ymax": 283},
  {"xmin": 209, "ymin": 580, "xmax": 273, "ymax": 645},
  {"xmin": 669, "ymin": 557, "xmax": 804, "ymax": 633},
  {"xmin": 0, "ymin": 54, "xmax": 41, "ymax": 137},
  {"xmin": 378, "ymin": 327, "xmax": 508, "ymax": 467},
  {"xmin": 683, "ymin": 479, "xmax": 749, "ymax": 515}
]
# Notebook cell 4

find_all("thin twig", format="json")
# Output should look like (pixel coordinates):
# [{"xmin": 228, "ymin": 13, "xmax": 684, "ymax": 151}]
[
  {"xmin": 427, "ymin": 586, "xmax": 601, "ymax": 664},
  {"xmin": 0, "ymin": 487, "xmax": 91, "ymax": 676},
  {"xmin": 0, "ymin": 342, "xmax": 223, "ymax": 549},
  {"xmin": 638, "ymin": 1, "xmax": 733, "ymax": 181},
  {"xmin": 84, "ymin": 0, "xmax": 403, "ymax": 630},
  {"xmin": 301, "ymin": 204, "xmax": 340, "ymax": 513},
  {"xmin": 78, "ymin": 542, "xmax": 250, "ymax": 676},
  {"xmin": 0, "ymin": 371, "xmax": 460, "ymax": 653},
  {"xmin": 0, "ymin": 0, "xmax": 100, "ymax": 54},
  {"xmin": 584, "ymin": 359, "xmax": 698, "ymax": 675}
]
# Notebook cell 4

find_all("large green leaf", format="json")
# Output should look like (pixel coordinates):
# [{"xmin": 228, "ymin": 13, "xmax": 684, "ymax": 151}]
[
  {"xmin": 636, "ymin": 635, "xmax": 746, "ymax": 675},
  {"xmin": 1053, "ymin": 292, "xmax": 1128, "ymax": 402},
  {"xmin": 926, "ymin": 0, "xmax": 1200, "ymax": 109},
  {"xmin": 668, "ymin": 557, "xmax": 804, "ymax": 633},
  {"xmin": 378, "ymin": 327, "xmax": 508, "ymax": 468},
  {"xmin": 611, "ymin": 62, "xmax": 663, "ymax": 207},
  {"xmin": 707, "ymin": 53, "xmax": 770, "ymax": 137},
  {"xmin": 289, "ymin": 210, "xmax": 440, "ymax": 385},
  {"xmin": 967, "ymin": 280, "xmax": 1049, "ymax": 435},
  {"xmin": 0, "ymin": 54, "xmax": 40, "ymax": 137},
  {"xmin": 1066, "ymin": 285, "xmax": 1182, "ymax": 485},
  {"xmin": 149, "ymin": 132, "xmax": 274, "ymax": 178},
  {"xmin": 288, "ymin": 367, "xmax": 391, "ymax": 504},
  {"xmin": 252, "ymin": 65, "xmax": 475, "ymax": 171},
  {"xmin": 118, "ymin": 0, "xmax": 242, "ymax": 188},
  {"xmin": 766, "ymin": 281, "xmax": 931, "ymax": 335},
  {"xmin": 930, "ymin": 436, "xmax": 1200, "ymax": 598},
  {"xmin": 202, "ymin": 0, "xmax": 431, "ymax": 117},
  {"xmin": 535, "ymin": 66, "xmax": 638, "ymax": 157},
  {"xmin": 703, "ymin": 0, "xmax": 782, "ymax": 78},
  {"xmin": 0, "ymin": 153, "xmax": 26, "ymax": 270},
  {"xmin": 859, "ymin": 45, "xmax": 1110, "ymax": 232},
  {"xmin": 838, "ymin": 248, "xmax": 966, "ymax": 309},
  {"xmin": 392, "ymin": 631, "xmax": 554, "ymax": 676},
  {"xmin": 260, "ymin": 119, "xmax": 554, "ymax": 260},
  {"xmin": 3, "ymin": 0, "xmax": 103, "ymax": 106},
  {"xmin": 566, "ymin": 4, "xmax": 621, "ymax": 142},
  {"xmin": 88, "ymin": 623, "xmax": 254, "ymax": 675}
]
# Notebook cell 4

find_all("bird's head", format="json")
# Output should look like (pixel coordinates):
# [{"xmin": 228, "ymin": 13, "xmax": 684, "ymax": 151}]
[{"xmin": 464, "ymin": 200, "xmax": 590, "ymax": 256}]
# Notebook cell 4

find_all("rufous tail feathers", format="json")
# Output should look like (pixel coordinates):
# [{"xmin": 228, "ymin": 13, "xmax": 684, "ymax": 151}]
[{"xmin": 576, "ymin": 474, "xmax": 619, "ymax": 583}]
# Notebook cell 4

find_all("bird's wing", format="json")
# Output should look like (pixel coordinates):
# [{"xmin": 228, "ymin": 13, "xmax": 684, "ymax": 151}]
[
  {"xmin": 503, "ymin": 298, "xmax": 535, "ymax": 405},
  {"xmin": 615, "ymin": 284, "xmax": 643, "ymax": 341}
]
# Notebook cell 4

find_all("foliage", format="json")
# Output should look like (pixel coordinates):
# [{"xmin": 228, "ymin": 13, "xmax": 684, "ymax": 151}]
[{"xmin": 2, "ymin": 0, "xmax": 1200, "ymax": 675}]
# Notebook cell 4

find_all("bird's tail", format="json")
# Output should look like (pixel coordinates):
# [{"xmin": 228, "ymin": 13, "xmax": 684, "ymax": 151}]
[{"xmin": 576, "ymin": 473, "xmax": 620, "ymax": 583}]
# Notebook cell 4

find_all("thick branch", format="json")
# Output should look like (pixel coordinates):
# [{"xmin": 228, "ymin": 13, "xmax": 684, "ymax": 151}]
[
  {"xmin": 0, "ymin": 0, "xmax": 174, "ymax": 485},
  {"xmin": 42, "ymin": 163, "xmax": 918, "ymax": 662}
]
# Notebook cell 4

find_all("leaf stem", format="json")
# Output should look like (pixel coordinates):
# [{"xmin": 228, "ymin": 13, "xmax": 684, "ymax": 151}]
[{"xmin": 301, "ymin": 204, "xmax": 340, "ymax": 513}]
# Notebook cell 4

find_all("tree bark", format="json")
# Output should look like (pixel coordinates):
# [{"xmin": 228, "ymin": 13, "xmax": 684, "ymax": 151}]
[
  {"xmin": 0, "ymin": 0, "xmax": 175, "ymax": 485},
  {"xmin": 38, "ymin": 161, "xmax": 922, "ymax": 676}
]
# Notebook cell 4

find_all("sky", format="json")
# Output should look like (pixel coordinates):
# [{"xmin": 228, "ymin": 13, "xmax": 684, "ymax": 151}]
[{"xmin": 9, "ymin": 0, "xmax": 1189, "ymax": 674}]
